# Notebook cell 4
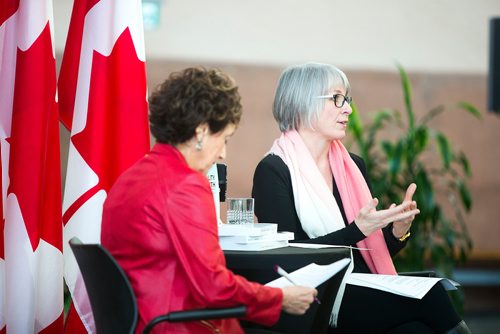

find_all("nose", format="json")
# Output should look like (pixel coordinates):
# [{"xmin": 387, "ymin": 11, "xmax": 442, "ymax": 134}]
[
  {"xmin": 219, "ymin": 144, "xmax": 227, "ymax": 160},
  {"xmin": 342, "ymin": 103, "xmax": 352, "ymax": 115}
]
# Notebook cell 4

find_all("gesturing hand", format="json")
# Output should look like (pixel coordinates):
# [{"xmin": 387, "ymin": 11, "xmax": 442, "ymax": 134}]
[
  {"xmin": 391, "ymin": 183, "xmax": 418, "ymax": 239},
  {"xmin": 355, "ymin": 188, "xmax": 420, "ymax": 237}
]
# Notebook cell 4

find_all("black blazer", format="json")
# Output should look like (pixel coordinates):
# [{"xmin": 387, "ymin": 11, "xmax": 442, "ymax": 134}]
[{"xmin": 252, "ymin": 153, "xmax": 406, "ymax": 273}]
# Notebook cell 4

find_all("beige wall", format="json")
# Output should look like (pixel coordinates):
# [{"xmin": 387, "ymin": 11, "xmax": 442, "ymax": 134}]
[
  {"xmin": 53, "ymin": 0, "xmax": 500, "ymax": 74},
  {"xmin": 53, "ymin": 0, "xmax": 500, "ymax": 258},
  {"xmin": 144, "ymin": 59, "xmax": 500, "ymax": 259}
]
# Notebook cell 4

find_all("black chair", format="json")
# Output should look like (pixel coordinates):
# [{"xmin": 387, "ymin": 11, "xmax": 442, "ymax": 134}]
[{"xmin": 69, "ymin": 237, "xmax": 246, "ymax": 334}]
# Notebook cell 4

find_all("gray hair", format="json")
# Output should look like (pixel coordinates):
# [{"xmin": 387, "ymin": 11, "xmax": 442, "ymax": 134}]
[{"xmin": 273, "ymin": 62, "xmax": 350, "ymax": 132}]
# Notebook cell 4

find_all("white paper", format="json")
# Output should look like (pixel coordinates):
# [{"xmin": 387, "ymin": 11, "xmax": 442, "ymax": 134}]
[
  {"xmin": 347, "ymin": 273, "xmax": 460, "ymax": 299},
  {"xmin": 265, "ymin": 258, "xmax": 351, "ymax": 288},
  {"xmin": 289, "ymin": 243, "xmax": 371, "ymax": 251}
]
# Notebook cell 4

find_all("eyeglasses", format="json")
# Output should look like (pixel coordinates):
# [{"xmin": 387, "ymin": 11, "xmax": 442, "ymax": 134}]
[{"xmin": 316, "ymin": 93, "xmax": 352, "ymax": 108}]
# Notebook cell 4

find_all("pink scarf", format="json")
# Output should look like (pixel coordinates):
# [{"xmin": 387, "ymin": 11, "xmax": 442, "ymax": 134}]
[{"xmin": 269, "ymin": 130, "xmax": 396, "ymax": 275}]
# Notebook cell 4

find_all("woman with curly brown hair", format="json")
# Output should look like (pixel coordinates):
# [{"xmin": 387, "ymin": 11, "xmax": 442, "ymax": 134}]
[{"xmin": 101, "ymin": 67, "xmax": 317, "ymax": 334}]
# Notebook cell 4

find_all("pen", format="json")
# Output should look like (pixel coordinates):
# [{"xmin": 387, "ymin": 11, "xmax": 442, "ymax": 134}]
[{"xmin": 274, "ymin": 265, "xmax": 321, "ymax": 304}]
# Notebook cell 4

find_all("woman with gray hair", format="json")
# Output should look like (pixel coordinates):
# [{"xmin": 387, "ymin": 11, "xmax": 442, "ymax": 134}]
[{"xmin": 252, "ymin": 62, "xmax": 470, "ymax": 333}]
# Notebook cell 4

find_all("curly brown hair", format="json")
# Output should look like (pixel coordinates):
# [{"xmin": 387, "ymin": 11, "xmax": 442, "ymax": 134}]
[{"xmin": 149, "ymin": 67, "xmax": 242, "ymax": 145}]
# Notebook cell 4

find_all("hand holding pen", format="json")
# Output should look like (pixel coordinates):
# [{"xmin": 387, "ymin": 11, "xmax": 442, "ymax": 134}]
[{"xmin": 275, "ymin": 265, "xmax": 321, "ymax": 304}]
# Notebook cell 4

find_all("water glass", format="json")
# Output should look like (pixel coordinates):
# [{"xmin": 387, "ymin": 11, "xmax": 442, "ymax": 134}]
[{"xmin": 227, "ymin": 198, "xmax": 254, "ymax": 224}]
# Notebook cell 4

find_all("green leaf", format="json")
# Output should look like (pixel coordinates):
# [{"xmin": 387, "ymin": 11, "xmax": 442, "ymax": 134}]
[
  {"xmin": 445, "ymin": 231, "xmax": 456, "ymax": 249},
  {"xmin": 435, "ymin": 132, "xmax": 452, "ymax": 169},
  {"xmin": 457, "ymin": 101, "xmax": 481, "ymax": 119},
  {"xmin": 347, "ymin": 104, "xmax": 363, "ymax": 141},
  {"xmin": 367, "ymin": 109, "xmax": 394, "ymax": 148},
  {"xmin": 381, "ymin": 140, "xmax": 393, "ymax": 156},
  {"xmin": 413, "ymin": 126, "xmax": 429, "ymax": 154},
  {"xmin": 457, "ymin": 180, "xmax": 472, "ymax": 211},
  {"xmin": 431, "ymin": 207, "xmax": 442, "ymax": 229},
  {"xmin": 392, "ymin": 109, "xmax": 404, "ymax": 128},
  {"xmin": 372, "ymin": 109, "xmax": 394, "ymax": 127},
  {"xmin": 396, "ymin": 63, "xmax": 415, "ymax": 130},
  {"xmin": 414, "ymin": 170, "xmax": 434, "ymax": 212},
  {"xmin": 388, "ymin": 140, "xmax": 403, "ymax": 176},
  {"xmin": 430, "ymin": 244, "xmax": 447, "ymax": 265},
  {"xmin": 456, "ymin": 151, "xmax": 471, "ymax": 177},
  {"xmin": 420, "ymin": 105, "xmax": 445, "ymax": 125}
]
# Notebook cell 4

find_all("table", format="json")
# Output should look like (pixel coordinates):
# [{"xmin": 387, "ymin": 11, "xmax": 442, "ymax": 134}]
[{"xmin": 224, "ymin": 246, "xmax": 350, "ymax": 334}]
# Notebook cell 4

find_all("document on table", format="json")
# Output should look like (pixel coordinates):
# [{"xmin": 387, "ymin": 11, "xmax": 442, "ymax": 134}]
[
  {"xmin": 265, "ymin": 258, "xmax": 351, "ymax": 288},
  {"xmin": 347, "ymin": 273, "xmax": 460, "ymax": 299}
]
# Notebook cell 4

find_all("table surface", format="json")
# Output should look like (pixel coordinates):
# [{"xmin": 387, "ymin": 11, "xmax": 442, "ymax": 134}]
[{"xmin": 224, "ymin": 245, "xmax": 351, "ymax": 273}]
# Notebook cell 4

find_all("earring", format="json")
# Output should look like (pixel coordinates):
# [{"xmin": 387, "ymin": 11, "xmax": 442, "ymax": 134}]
[{"xmin": 195, "ymin": 140, "xmax": 202, "ymax": 151}]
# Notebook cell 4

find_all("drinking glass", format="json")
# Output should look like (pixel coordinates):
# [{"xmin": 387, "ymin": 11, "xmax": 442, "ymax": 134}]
[{"xmin": 226, "ymin": 198, "xmax": 254, "ymax": 224}]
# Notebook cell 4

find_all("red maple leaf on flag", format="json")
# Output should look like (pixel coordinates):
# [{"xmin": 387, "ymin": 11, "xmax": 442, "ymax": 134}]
[
  {"xmin": 8, "ymin": 22, "xmax": 62, "ymax": 252},
  {"xmin": 62, "ymin": 27, "xmax": 149, "ymax": 225}
]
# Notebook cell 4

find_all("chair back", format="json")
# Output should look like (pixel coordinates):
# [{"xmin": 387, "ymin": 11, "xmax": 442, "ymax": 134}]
[{"xmin": 69, "ymin": 237, "xmax": 138, "ymax": 334}]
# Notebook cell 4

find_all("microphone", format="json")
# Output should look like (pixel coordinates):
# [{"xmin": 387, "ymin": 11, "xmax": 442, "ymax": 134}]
[{"xmin": 216, "ymin": 163, "xmax": 227, "ymax": 202}]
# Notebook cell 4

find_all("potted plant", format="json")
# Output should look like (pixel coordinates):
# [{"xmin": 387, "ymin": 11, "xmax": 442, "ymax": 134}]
[{"xmin": 346, "ymin": 65, "xmax": 481, "ymax": 281}]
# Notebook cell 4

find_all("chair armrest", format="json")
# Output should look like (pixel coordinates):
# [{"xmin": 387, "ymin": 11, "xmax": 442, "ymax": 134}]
[
  {"xmin": 399, "ymin": 271, "xmax": 436, "ymax": 277},
  {"xmin": 143, "ymin": 306, "xmax": 246, "ymax": 334}
]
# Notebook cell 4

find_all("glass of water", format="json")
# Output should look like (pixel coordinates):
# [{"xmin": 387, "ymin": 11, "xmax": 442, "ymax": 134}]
[{"xmin": 227, "ymin": 198, "xmax": 254, "ymax": 224}]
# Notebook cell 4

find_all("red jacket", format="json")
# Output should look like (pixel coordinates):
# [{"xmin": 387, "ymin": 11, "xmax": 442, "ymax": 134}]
[{"xmin": 101, "ymin": 143, "xmax": 283, "ymax": 333}]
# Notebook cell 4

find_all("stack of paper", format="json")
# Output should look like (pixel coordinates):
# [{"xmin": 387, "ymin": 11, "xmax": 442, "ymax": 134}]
[
  {"xmin": 218, "ymin": 223, "xmax": 294, "ymax": 251},
  {"xmin": 346, "ymin": 273, "xmax": 460, "ymax": 299}
]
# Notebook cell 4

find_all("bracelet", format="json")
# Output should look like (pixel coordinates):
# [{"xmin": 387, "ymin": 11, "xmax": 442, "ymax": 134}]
[{"xmin": 398, "ymin": 231, "xmax": 411, "ymax": 242}]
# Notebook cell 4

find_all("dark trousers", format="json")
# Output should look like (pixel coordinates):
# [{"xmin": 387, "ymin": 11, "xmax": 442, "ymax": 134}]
[{"xmin": 334, "ymin": 283, "xmax": 462, "ymax": 333}]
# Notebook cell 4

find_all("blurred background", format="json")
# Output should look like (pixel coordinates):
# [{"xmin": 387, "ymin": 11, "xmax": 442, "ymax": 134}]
[{"xmin": 53, "ymin": 0, "xmax": 500, "ymax": 332}]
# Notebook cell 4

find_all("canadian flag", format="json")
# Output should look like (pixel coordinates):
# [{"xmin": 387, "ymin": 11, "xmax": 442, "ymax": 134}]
[
  {"xmin": 0, "ymin": 0, "xmax": 64, "ymax": 333},
  {"xmin": 58, "ymin": 0, "xmax": 150, "ymax": 332}
]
